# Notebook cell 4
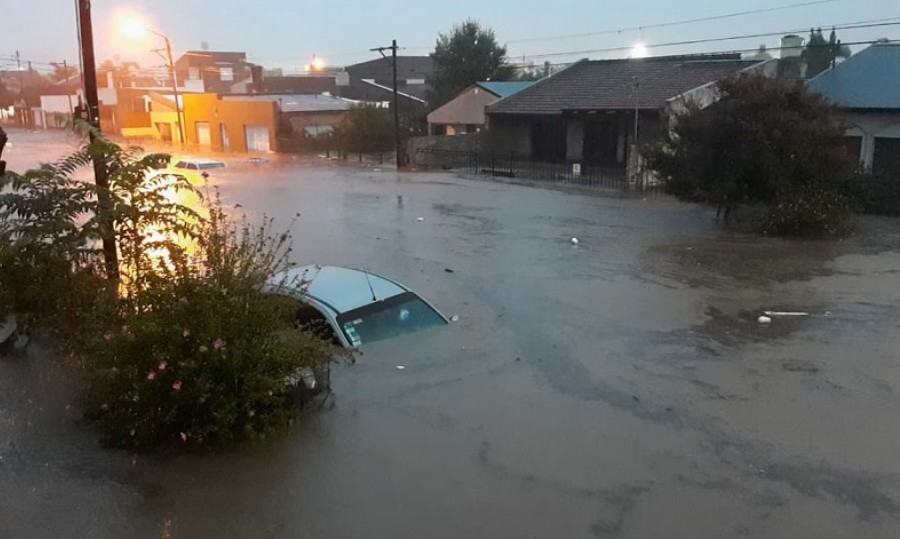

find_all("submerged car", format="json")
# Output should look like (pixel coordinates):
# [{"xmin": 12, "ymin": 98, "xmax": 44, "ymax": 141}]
[
  {"xmin": 264, "ymin": 265, "xmax": 449, "ymax": 349},
  {"xmin": 172, "ymin": 158, "xmax": 227, "ymax": 172}
]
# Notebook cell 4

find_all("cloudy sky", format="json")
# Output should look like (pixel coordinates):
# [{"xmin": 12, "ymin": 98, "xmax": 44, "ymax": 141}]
[{"xmin": 3, "ymin": 0, "xmax": 898, "ymax": 75}]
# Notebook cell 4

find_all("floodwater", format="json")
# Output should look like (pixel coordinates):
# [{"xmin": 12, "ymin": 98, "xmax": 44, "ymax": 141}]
[{"xmin": 3, "ymin": 129, "xmax": 900, "ymax": 537}]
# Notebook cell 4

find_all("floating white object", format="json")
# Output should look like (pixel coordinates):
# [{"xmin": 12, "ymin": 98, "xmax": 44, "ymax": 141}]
[
  {"xmin": 417, "ymin": 217, "xmax": 425, "ymax": 222},
  {"xmin": 450, "ymin": 315, "xmax": 460, "ymax": 323},
  {"xmin": 764, "ymin": 311, "xmax": 809, "ymax": 317},
  {"xmin": 757, "ymin": 316, "xmax": 772, "ymax": 324},
  {"xmin": 396, "ymin": 365, "xmax": 406, "ymax": 370},
  {"xmin": 571, "ymin": 237, "xmax": 579, "ymax": 245}
]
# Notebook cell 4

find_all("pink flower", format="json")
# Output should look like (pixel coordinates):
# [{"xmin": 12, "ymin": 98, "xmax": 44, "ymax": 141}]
[
  {"xmin": 182, "ymin": 329, "xmax": 191, "ymax": 338},
  {"xmin": 158, "ymin": 361, "xmax": 168, "ymax": 371},
  {"xmin": 172, "ymin": 380, "xmax": 182, "ymax": 391},
  {"xmin": 129, "ymin": 429, "xmax": 136, "ymax": 437},
  {"xmin": 199, "ymin": 345, "xmax": 208, "ymax": 353},
  {"xmin": 103, "ymin": 331, "xmax": 114, "ymax": 341},
  {"xmin": 213, "ymin": 339, "xmax": 226, "ymax": 350},
  {"xmin": 147, "ymin": 371, "xmax": 156, "ymax": 380},
  {"xmin": 248, "ymin": 410, "xmax": 256, "ymax": 418},
  {"xmin": 267, "ymin": 390, "xmax": 274, "ymax": 397},
  {"xmin": 179, "ymin": 432, "xmax": 188, "ymax": 442}
]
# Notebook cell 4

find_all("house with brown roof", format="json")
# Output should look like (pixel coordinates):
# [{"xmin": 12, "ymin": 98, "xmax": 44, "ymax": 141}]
[
  {"xmin": 485, "ymin": 54, "xmax": 768, "ymax": 178},
  {"xmin": 427, "ymin": 81, "xmax": 533, "ymax": 136}
]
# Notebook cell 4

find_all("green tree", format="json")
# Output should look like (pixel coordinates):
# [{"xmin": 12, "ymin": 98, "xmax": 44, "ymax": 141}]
[
  {"xmin": 334, "ymin": 104, "xmax": 394, "ymax": 156},
  {"xmin": 803, "ymin": 28, "xmax": 851, "ymax": 78},
  {"xmin": 427, "ymin": 20, "xmax": 516, "ymax": 108},
  {"xmin": 644, "ymin": 72, "xmax": 854, "ymax": 233}
]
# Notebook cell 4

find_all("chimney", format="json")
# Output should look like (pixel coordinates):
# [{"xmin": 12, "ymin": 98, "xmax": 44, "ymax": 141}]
[{"xmin": 780, "ymin": 35, "xmax": 804, "ymax": 59}]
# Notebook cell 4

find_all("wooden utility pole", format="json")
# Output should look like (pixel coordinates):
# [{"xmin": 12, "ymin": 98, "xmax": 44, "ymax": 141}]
[
  {"xmin": 77, "ymin": 0, "xmax": 119, "ymax": 279},
  {"xmin": 371, "ymin": 40, "xmax": 402, "ymax": 169}
]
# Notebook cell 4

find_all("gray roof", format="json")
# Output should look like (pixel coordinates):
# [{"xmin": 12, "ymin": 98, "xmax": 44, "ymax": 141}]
[
  {"xmin": 488, "ymin": 56, "xmax": 760, "ymax": 114},
  {"xmin": 807, "ymin": 43, "xmax": 900, "ymax": 110},
  {"xmin": 477, "ymin": 81, "xmax": 534, "ymax": 98},
  {"xmin": 222, "ymin": 94, "xmax": 352, "ymax": 112}
]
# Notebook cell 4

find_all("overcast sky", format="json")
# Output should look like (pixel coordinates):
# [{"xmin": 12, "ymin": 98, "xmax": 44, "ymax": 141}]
[{"xmin": 3, "ymin": 0, "xmax": 898, "ymax": 75}]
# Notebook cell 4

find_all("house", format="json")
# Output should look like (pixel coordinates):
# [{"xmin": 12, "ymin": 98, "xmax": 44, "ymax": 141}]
[
  {"xmin": 183, "ymin": 93, "xmax": 278, "ymax": 152},
  {"xmin": 807, "ymin": 42, "xmax": 900, "ymax": 176},
  {"xmin": 427, "ymin": 81, "xmax": 533, "ymax": 136},
  {"xmin": 485, "ymin": 55, "xmax": 766, "ymax": 177},
  {"xmin": 174, "ymin": 51, "xmax": 253, "ymax": 95},
  {"xmin": 222, "ymin": 93, "xmax": 351, "ymax": 139}
]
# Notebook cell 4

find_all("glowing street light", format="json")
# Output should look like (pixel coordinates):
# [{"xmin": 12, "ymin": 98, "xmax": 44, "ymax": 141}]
[
  {"xmin": 120, "ymin": 18, "xmax": 185, "ymax": 146},
  {"xmin": 631, "ymin": 43, "xmax": 648, "ymax": 59}
]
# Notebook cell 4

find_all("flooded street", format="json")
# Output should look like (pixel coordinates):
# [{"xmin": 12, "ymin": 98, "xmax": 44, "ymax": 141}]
[{"xmin": 3, "ymin": 130, "xmax": 900, "ymax": 537}]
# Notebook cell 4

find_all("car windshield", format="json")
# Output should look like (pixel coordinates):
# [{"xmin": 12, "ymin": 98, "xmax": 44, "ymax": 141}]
[
  {"xmin": 335, "ymin": 291, "xmax": 446, "ymax": 346},
  {"xmin": 199, "ymin": 162, "xmax": 226, "ymax": 170}
]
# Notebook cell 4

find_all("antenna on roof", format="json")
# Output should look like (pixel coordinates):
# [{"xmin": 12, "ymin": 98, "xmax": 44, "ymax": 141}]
[{"xmin": 363, "ymin": 268, "xmax": 378, "ymax": 302}]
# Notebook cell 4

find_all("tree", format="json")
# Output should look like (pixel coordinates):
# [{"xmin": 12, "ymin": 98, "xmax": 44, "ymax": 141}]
[
  {"xmin": 427, "ymin": 20, "xmax": 516, "ymax": 108},
  {"xmin": 334, "ymin": 104, "xmax": 394, "ymax": 157},
  {"xmin": 0, "ymin": 79, "xmax": 16, "ymax": 109},
  {"xmin": 803, "ymin": 28, "xmax": 851, "ymax": 78},
  {"xmin": 49, "ymin": 62, "xmax": 79, "ymax": 83},
  {"xmin": 645, "ymin": 72, "xmax": 854, "ymax": 231}
]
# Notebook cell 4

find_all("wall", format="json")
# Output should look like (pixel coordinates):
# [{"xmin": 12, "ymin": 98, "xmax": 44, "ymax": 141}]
[
  {"xmin": 406, "ymin": 133, "xmax": 483, "ymax": 165},
  {"xmin": 484, "ymin": 114, "xmax": 534, "ymax": 156},
  {"xmin": 183, "ymin": 93, "xmax": 278, "ymax": 153}
]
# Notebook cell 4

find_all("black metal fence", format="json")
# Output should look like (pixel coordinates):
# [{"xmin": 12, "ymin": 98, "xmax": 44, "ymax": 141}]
[{"xmin": 413, "ymin": 148, "xmax": 667, "ymax": 194}]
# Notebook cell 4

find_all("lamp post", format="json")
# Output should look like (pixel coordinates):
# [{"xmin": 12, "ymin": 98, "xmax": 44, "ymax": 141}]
[
  {"xmin": 150, "ymin": 30, "xmax": 185, "ymax": 145},
  {"xmin": 122, "ymin": 20, "xmax": 185, "ymax": 145}
]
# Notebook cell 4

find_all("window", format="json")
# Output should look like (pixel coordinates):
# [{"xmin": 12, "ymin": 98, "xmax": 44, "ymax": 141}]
[
  {"xmin": 188, "ymin": 67, "xmax": 200, "ymax": 80},
  {"xmin": 219, "ymin": 67, "xmax": 234, "ymax": 82}
]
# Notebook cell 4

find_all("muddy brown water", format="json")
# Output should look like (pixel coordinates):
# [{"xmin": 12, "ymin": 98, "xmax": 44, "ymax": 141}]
[{"xmin": 3, "ymin": 130, "xmax": 900, "ymax": 537}]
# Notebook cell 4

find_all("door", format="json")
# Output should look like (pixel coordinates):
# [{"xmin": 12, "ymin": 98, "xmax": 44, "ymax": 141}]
[
  {"xmin": 220, "ymin": 124, "xmax": 230, "ymax": 152},
  {"xmin": 874, "ymin": 137, "xmax": 900, "ymax": 177},
  {"xmin": 245, "ymin": 125, "xmax": 270, "ymax": 152},
  {"xmin": 196, "ymin": 121, "xmax": 211, "ymax": 146}
]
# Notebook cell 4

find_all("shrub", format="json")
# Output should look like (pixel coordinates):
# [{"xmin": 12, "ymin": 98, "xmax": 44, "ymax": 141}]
[
  {"xmin": 78, "ymin": 198, "xmax": 334, "ymax": 451},
  {"xmin": 842, "ymin": 172, "xmax": 900, "ymax": 216},
  {"xmin": 2, "ymin": 126, "xmax": 336, "ymax": 451},
  {"xmin": 762, "ymin": 186, "xmax": 857, "ymax": 237}
]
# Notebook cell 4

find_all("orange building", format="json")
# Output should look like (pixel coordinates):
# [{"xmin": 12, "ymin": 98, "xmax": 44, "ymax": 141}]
[{"xmin": 183, "ymin": 94, "xmax": 278, "ymax": 153}]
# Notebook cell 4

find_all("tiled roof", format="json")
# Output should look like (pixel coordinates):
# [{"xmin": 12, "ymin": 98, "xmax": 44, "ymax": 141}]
[
  {"xmin": 477, "ymin": 81, "xmax": 534, "ymax": 98},
  {"xmin": 807, "ymin": 43, "xmax": 900, "ymax": 110},
  {"xmin": 488, "ymin": 56, "xmax": 760, "ymax": 114}
]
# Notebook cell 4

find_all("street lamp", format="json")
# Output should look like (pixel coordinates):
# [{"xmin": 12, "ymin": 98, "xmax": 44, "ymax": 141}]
[{"xmin": 121, "ymin": 20, "xmax": 185, "ymax": 145}]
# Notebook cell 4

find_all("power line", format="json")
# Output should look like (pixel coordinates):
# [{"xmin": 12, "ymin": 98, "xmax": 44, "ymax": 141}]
[
  {"xmin": 504, "ymin": 38, "xmax": 899, "ymax": 69},
  {"xmin": 515, "ymin": 19, "xmax": 900, "ymax": 61},
  {"xmin": 506, "ymin": 0, "xmax": 847, "ymax": 45}
]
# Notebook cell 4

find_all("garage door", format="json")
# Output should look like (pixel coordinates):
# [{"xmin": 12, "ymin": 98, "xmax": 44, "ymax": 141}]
[
  {"xmin": 874, "ymin": 137, "xmax": 900, "ymax": 177},
  {"xmin": 196, "ymin": 122, "xmax": 211, "ymax": 146},
  {"xmin": 245, "ymin": 126, "xmax": 270, "ymax": 153}
]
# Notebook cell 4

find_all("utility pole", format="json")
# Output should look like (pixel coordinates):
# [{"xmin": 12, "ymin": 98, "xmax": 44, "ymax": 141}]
[
  {"xmin": 371, "ymin": 40, "xmax": 401, "ymax": 169},
  {"xmin": 15, "ymin": 51, "xmax": 23, "ymax": 126},
  {"xmin": 77, "ymin": 0, "xmax": 119, "ymax": 279}
]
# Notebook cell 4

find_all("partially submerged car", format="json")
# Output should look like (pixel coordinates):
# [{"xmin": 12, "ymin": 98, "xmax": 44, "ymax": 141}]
[
  {"xmin": 172, "ymin": 159, "xmax": 227, "ymax": 172},
  {"xmin": 265, "ymin": 265, "xmax": 449, "ymax": 349}
]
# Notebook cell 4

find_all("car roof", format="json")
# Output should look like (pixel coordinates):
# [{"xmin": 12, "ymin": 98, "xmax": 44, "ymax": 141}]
[{"xmin": 268, "ymin": 265, "xmax": 409, "ymax": 314}]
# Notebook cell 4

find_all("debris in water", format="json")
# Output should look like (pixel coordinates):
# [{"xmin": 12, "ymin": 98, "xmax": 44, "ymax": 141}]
[
  {"xmin": 764, "ymin": 311, "xmax": 810, "ymax": 317},
  {"xmin": 570, "ymin": 237, "xmax": 579, "ymax": 245},
  {"xmin": 444, "ymin": 268, "xmax": 455, "ymax": 273},
  {"xmin": 417, "ymin": 217, "xmax": 425, "ymax": 222},
  {"xmin": 450, "ymin": 315, "xmax": 460, "ymax": 322},
  {"xmin": 396, "ymin": 365, "xmax": 406, "ymax": 370},
  {"xmin": 757, "ymin": 315, "xmax": 772, "ymax": 324}
]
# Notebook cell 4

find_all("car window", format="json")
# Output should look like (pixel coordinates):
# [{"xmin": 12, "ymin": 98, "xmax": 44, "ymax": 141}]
[
  {"xmin": 295, "ymin": 304, "xmax": 341, "ymax": 346},
  {"xmin": 174, "ymin": 161, "xmax": 187, "ymax": 168},
  {"xmin": 199, "ymin": 162, "xmax": 226, "ymax": 170},
  {"xmin": 335, "ymin": 291, "xmax": 446, "ymax": 346}
]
